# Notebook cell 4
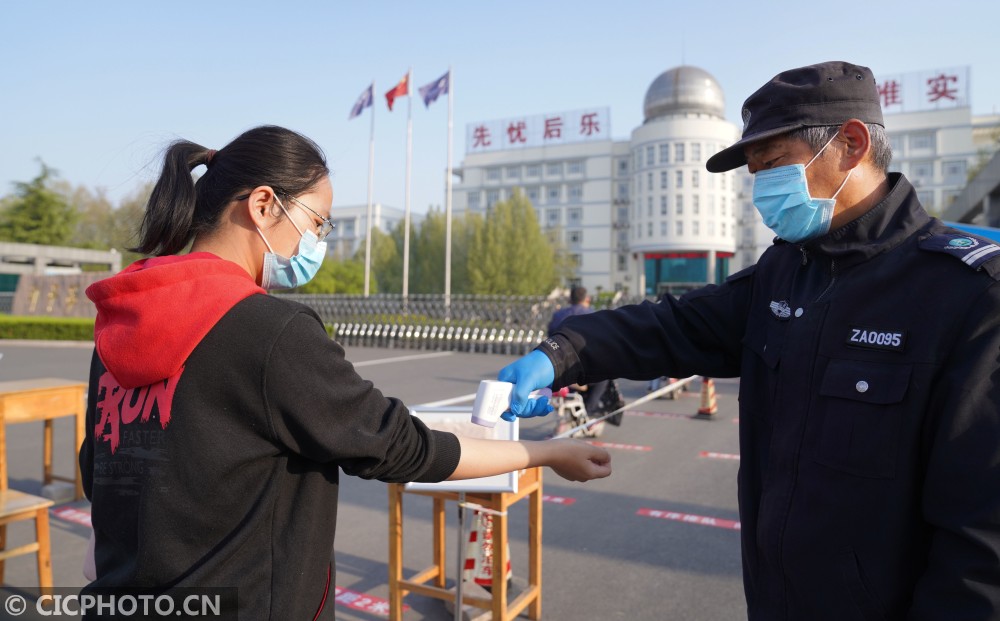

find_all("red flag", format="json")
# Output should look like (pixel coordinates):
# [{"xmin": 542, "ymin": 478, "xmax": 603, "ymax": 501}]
[{"xmin": 385, "ymin": 73, "xmax": 409, "ymax": 111}]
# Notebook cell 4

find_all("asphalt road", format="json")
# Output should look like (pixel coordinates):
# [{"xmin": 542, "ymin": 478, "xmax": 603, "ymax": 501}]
[{"xmin": 0, "ymin": 341, "xmax": 745, "ymax": 620}]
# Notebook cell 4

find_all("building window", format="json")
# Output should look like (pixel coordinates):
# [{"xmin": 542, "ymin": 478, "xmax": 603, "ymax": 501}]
[
  {"xmin": 721, "ymin": 197, "xmax": 726, "ymax": 216},
  {"xmin": 568, "ymin": 230, "xmax": 582, "ymax": 246},
  {"xmin": 571, "ymin": 254, "xmax": 581, "ymax": 267},
  {"xmin": 675, "ymin": 143, "xmax": 685, "ymax": 162},
  {"xmin": 567, "ymin": 160, "xmax": 584, "ymax": 175},
  {"xmin": 568, "ymin": 184, "xmax": 583, "ymax": 202},
  {"xmin": 617, "ymin": 158, "xmax": 629, "ymax": 176},
  {"xmin": 676, "ymin": 221, "xmax": 683, "ymax": 236},
  {"xmin": 617, "ymin": 207, "xmax": 628, "ymax": 222},
  {"xmin": 646, "ymin": 146, "xmax": 655, "ymax": 167},
  {"xmin": 486, "ymin": 167, "xmax": 501, "ymax": 181},
  {"xmin": 547, "ymin": 208, "xmax": 560, "ymax": 225},
  {"xmin": 647, "ymin": 222, "xmax": 653, "ymax": 237},
  {"xmin": 708, "ymin": 221, "xmax": 715, "ymax": 236},
  {"xmin": 916, "ymin": 190, "xmax": 934, "ymax": 206},
  {"xmin": 911, "ymin": 161, "xmax": 934, "ymax": 182},
  {"xmin": 660, "ymin": 195, "xmax": 668, "ymax": 216},
  {"xmin": 911, "ymin": 132, "xmax": 936, "ymax": 151},
  {"xmin": 692, "ymin": 221, "xmax": 699, "ymax": 236},
  {"xmin": 635, "ymin": 149, "xmax": 643, "ymax": 169},
  {"xmin": 468, "ymin": 191, "xmax": 481, "ymax": 209},
  {"xmin": 617, "ymin": 254, "xmax": 628, "ymax": 271},
  {"xmin": 693, "ymin": 195, "xmax": 700, "ymax": 214},
  {"xmin": 721, "ymin": 222, "xmax": 727, "ymax": 237},
  {"xmin": 676, "ymin": 195, "xmax": 684, "ymax": 214},
  {"xmin": 506, "ymin": 166, "xmax": 521, "ymax": 179},
  {"xmin": 692, "ymin": 170, "xmax": 700, "ymax": 188},
  {"xmin": 661, "ymin": 221, "xmax": 667, "ymax": 236},
  {"xmin": 636, "ymin": 223, "xmax": 641, "ymax": 239},
  {"xmin": 617, "ymin": 182, "xmax": 628, "ymax": 199},
  {"xmin": 526, "ymin": 187, "xmax": 540, "ymax": 204},
  {"xmin": 345, "ymin": 221, "xmax": 355, "ymax": 236},
  {"xmin": 547, "ymin": 162, "xmax": 563, "ymax": 176},
  {"xmin": 943, "ymin": 159, "xmax": 967, "ymax": 182},
  {"xmin": 487, "ymin": 189, "xmax": 500, "ymax": 207},
  {"xmin": 527, "ymin": 164, "xmax": 541, "ymax": 177},
  {"xmin": 568, "ymin": 207, "xmax": 583, "ymax": 226},
  {"xmin": 692, "ymin": 143, "xmax": 702, "ymax": 162},
  {"xmin": 647, "ymin": 196, "xmax": 653, "ymax": 217},
  {"xmin": 546, "ymin": 186, "xmax": 561, "ymax": 203},
  {"xmin": 675, "ymin": 170, "xmax": 683, "ymax": 188},
  {"xmin": 660, "ymin": 143, "xmax": 670, "ymax": 164},
  {"xmin": 708, "ymin": 194, "xmax": 715, "ymax": 214}
]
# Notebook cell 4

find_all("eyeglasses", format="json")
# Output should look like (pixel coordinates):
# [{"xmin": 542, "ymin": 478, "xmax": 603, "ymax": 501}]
[
  {"xmin": 287, "ymin": 196, "xmax": 336, "ymax": 241},
  {"xmin": 235, "ymin": 192, "xmax": 336, "ymax": 240}
]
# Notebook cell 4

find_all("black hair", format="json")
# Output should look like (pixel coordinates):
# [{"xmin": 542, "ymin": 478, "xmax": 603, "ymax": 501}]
[
  {"xmin": 133, "ymin": 125, "xmax": 329, "ymax": 256},
  {"xmin": 570, "ymin": 286, "xmax": 588, "ymax": 305}
]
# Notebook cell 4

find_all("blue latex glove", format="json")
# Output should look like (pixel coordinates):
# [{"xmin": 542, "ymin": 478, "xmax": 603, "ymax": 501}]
[{"xmin": 498, "ymin": 350, "xmax": 555, "ymax": 421}]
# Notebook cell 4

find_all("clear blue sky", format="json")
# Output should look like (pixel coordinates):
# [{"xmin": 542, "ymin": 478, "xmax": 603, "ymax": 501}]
[{"xmin": 3, "ymin": 0, "xmax": 999, "ymax": 215}]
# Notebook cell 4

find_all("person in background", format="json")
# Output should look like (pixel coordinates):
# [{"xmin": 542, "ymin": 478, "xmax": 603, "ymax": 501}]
[
  {"xmin": 79, "ymin": 125, "xmax": 611, "ymax": 620},
  {"xmin": 497, "ymin": 62, "xmax": 1000, "ymax": 618},
  {"xmin": 548, "ymin": 286, "xmax": 609, "ymax": 416}
]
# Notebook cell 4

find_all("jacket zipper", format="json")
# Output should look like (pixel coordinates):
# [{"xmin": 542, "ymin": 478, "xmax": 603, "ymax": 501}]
[{"xmin": 815, "ymin": 259, "xmax": 837, "ymax": 302}]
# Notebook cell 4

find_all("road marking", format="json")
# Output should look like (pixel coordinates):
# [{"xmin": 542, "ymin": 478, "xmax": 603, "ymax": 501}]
[
  {"xmin": 333, "ymin": 586, "xmax": 402, "ymax": 616},
  {"xmin": 542, "ymin": 494, "xmax": 577, "ymax": 505},
  {"xmin": 699, "ymin": 451, "xmax": 740, "ymax": 461},
  {"xmin": 352, "ymin": 351, "xmax": 454, "ymax": 367},
  {"xmin": 588, "ymin": 441, "xmax": 652, "ymax": 452},
  {"xmin": 51, "ymin": 506, "xmax": 92, "ymax": 528},
  {"xmin": 626, "ymin": 411, "xmax": 696, "ymax": 420},
  {"xmin": 638, "ymin": 508, "xmax": 741, "ymax": 531}
]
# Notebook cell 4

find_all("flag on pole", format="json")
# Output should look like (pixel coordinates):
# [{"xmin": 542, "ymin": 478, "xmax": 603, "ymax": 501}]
[
  {"xmin": 348, "ymin": 83, "xmax": 373, "ymax": 120},
  {"xmin": 385, "ymin": 73, "xmax": 410, "ymax": 111},
  {"xmin": 419, "ymin": 71, "xmax": 450, "ymax": 108}
]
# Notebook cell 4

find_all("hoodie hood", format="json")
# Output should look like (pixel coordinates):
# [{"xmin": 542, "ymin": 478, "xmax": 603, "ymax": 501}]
[{"xmin": 86, "ymin": 253, "xmax": 265, "ymax": 389}]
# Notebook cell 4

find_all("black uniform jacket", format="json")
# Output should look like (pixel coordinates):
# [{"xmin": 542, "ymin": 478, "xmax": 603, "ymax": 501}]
[{"xmin": 539, "ymin": 174, "xmax": 1000, "ymax": 620}]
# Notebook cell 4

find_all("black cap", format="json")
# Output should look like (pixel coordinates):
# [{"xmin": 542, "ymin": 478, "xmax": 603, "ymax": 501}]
[{"xmin": 706, "ymin": 61, "xmax": 885, "ymax": 173}]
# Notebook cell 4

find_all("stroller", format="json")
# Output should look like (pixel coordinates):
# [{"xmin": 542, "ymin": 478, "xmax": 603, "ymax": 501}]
[{"xmin": 550, "ymin": 380, "xmax": 625, "ymax": 438}]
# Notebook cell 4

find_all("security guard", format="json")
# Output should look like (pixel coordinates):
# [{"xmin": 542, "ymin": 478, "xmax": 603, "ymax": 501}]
[{"xmin": 498, "ymin": 61, "xmax": 1000, "ymax": 618}]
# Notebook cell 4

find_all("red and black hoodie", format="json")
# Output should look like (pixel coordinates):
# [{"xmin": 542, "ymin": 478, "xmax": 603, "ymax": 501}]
[{"xmin": 81, "ymin": 253, "xmax": 460, "ymax": 620}]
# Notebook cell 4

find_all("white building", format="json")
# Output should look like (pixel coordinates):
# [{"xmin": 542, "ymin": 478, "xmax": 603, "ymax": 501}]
[
  {"xmin": 326, "ymin": 203, "xmax": 412, "ymax": 259},
  {"xmin": 454, "ymin": 67, "xmax": 742, "ymax": 296}
]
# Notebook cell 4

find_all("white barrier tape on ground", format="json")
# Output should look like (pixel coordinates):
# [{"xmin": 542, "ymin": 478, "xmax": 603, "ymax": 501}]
[{"xmin": 553, "ymin": 375, "xmax": 699, "ymax": 439}]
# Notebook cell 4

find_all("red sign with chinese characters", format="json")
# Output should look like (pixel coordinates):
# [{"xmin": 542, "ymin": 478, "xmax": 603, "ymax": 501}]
[
  {"xmin": 467, "ymin": 108, "xmax": 611, "ymax": 152},
  {"xmin": 875, "ymin": 66, "xmax": 969, "ymax": 114}
]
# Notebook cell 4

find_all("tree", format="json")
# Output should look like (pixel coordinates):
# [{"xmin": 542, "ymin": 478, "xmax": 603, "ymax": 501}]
[
  {"xmin": 467, "ymin": 190, "xmax": 561, "ymax": 295},
  {"xmin": 0, "ymin": 161, "xmax": 78, "ymax": 245},
  {"xmin": 357, "ymin": 226, "xmax": 400, "ymax": 294},
  {"xmin": 293, "ymin": 258, "xmax": 366, "ymax": 294}
]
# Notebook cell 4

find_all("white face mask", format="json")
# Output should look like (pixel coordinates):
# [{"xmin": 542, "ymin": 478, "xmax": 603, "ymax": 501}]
[
  {"xmin": 255, "ymin": 198, "xmax": 327, "ymax": 290},
  {"xmin": 751, "ymin": 134, "xmax": 854, "ymax": 243}
]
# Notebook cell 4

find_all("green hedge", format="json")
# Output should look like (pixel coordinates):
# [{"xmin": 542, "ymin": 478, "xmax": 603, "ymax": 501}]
[{"xmin": 0, "ymin": 316, "xmax": 95, "ymax": 341}]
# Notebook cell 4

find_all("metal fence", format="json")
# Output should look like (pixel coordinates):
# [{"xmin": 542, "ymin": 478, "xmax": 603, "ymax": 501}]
[
  {"xmin": 0, "ymin": 292, "xmax": 13, "ymax": 314},
  {"xmin": 277, "ymin": 292, "xmax": 649, "ymax": 353}
]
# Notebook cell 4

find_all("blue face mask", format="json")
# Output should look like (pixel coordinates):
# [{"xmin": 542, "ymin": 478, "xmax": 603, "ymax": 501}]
[
  {"xmin": 256, "ymin": 198, "xmax": 328, "ymax": 290},
  {"xmin": 752, "ymin": 134, "xmax": 854, "ymax": 243}
]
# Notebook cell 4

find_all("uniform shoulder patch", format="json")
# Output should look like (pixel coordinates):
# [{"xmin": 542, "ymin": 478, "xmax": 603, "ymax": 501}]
[{"xmin": 918, "ymin": 233, "xmax": 1000, "ymax": 272}]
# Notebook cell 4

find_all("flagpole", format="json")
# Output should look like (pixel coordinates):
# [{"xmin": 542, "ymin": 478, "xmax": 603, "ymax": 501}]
[
  {"xmin": 364, "ymin": 81, "xmax": 376, "ymax": 297},
  {"xmin": 444, "ymin": 67, "xmax": 454, "ymax": 319},
  {"xmin": 403, "ymin": 67, "xmax": 413, "ymax": 305}
]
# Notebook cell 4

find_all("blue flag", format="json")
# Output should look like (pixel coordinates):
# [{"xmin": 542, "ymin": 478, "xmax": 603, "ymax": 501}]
[
  {"xmin": 349, "ymin": 84, "xmax": 374, "ymax": 120},
  {"xmin": 418, "ymin": 71, "xmax": 450, "ymax": 108}
]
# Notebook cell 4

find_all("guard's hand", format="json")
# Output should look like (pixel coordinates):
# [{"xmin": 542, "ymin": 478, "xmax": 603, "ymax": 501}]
[
  {"xmin": 546, "ymin": 439, "xmax": 612, "ymax": 482},
  {"xmin": 498, "ymin": 350, "xmax": 555, "ymax": 421}
]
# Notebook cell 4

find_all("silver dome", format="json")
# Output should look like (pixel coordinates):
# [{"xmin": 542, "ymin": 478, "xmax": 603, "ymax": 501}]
[{"xmin": 643, "ymin": 65, "xmax": 725, "ymax": 121}]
